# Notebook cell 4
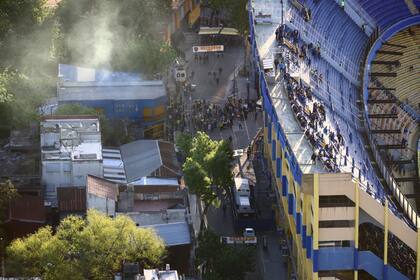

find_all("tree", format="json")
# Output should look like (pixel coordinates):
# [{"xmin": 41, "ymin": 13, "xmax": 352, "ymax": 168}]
[
  {"xmin": 196, "ymin": 229, "xmax": 255, "ymax": 280},
  {"xmin": 113, "ymin": 39, "xmax": 177, "ymax": 77},
  {"xmin": 175, "ymin": 133, "xmax": 193, "ymax": 158},
  {"xmin": 0, "ymin": 180, "xmax": 18, "ymax": 276},
  {"xmin": 0, "ymin": 0, "xmax": 50, "ymax": 40},
  {"xmin": 182, "ymin": 132, "xmax": 234, "ymax": 232},
  {"xmin": 6, "ymin": 210, "xmax": 166, "ymax": 279},
  {"xmin": 55, "ymin": 0, "xmax": 177, "ymax": 75},
  {"xmin": 207, "ymin": 0, "xmax": 249, "ymax": 36},
  {"xmin": 0, "ymin": 180, "xmax": 18, "ymax": 230},
  {"xmin": 54, "ymin": 103, "xmax": 98, "ymax": 116}
]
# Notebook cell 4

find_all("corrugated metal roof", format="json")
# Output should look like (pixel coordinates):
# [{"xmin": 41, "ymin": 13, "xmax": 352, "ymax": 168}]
[
  {"xmin": 130, "ymin": 177, "xmax": 179, "ymax": 186},
  {"xmin": 57, "ymin": 187, "xmax": 86, "ymax": 212},
  {"xmin": 103, "ymin": 148, "xmax": 126, "ymax": 183},
  {"xmin": 58, "ymin": 83, "xmax": 166, "ymax": 101},
  {"xmin": 120, "ymin": 140, "xmax": 162, "ymax": 183},
  {"xmin": 145, "ymin": 222, "xmax": 191, "ymax": 246},
  {"xmin": 9, "ymin": 195, "xmax": 45, "ymax": 223}
]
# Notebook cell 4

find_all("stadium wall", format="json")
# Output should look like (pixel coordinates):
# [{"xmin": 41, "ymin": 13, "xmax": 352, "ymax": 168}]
[{"xmin": 249, "ymin": 3, "xmax": 418, "ymax": 279}]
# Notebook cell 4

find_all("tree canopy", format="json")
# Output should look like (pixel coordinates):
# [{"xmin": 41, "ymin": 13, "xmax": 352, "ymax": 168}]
[
  {"xmin": 0, "ymin": 0, "xmax": 177, "ymax": 134},
  {"xmin": 0, "ymin": 180, "xmax": 18, "ymax": 237},
  {"xmin": 196, "ymin": 229, "xmax": 255, "ymax": 280},
  {"xmin": 6, "ymin": 210, "xmax": 166, "ymax": 280},
  {"xmin": 181, "ymin": 132, "xmax": 234, "ymax": 231},
  {"xmin": 207, "ymin": 0, "xmax": 249, "ymax": 35},
  {"xmin": 55, "ymin": 0, "xmax": 177, "ymax": 76}
]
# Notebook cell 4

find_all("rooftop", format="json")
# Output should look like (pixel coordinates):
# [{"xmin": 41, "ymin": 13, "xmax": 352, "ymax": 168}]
[
  {"xmin": 57, "ymin": 64, "xmax": 166, "ymax": 101},
  {"xmin": 105, "ymin": 140, "xmax": 181, "ymax": 184},
  {"xmin": 59, "ymin": 64, "xmax": 144, "ymax": 83},
  {"xmin": 57, "ymin": 187, "xmax": 86, "ymax": 212},
  {"xmin": 9, "ymin": 194, "xmax": 45, "ymax": 223},
  {"xmin": 40, "ymin": 117, "xmax": 102, "ymax": 161},
  {"xmin": 143, "ymin": 269, "xmax": 179, "ymax": 280},
  {"xmin": 121, "ymin": 140, "xmax": 162, "ymax": 182},
  {"xmin": 118, "ymin": 210, "xmax": 191, "ymax": 246}
]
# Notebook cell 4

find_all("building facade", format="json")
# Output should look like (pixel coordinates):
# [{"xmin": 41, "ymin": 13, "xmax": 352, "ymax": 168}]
[
  {"xmin": 249, "ymin": 0, "xmax": 419, "ymax": 279},
  {"xmin": 57, "ymin": 64, "xmax": 167, "ymax": 138},
  {"xmin": 40, "ymin": 116, "xmax": 103, "ymax": 206}
]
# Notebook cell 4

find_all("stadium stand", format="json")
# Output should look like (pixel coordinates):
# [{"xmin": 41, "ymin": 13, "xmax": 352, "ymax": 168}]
[{"xmin": 249, "ymin": 0, "xmax": 419, "ymax": 278}]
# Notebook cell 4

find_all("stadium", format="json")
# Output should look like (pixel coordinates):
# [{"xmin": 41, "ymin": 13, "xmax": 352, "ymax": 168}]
[{"xmin": 248, "ymin": 0, "xmax": 420, "ymax": 279}]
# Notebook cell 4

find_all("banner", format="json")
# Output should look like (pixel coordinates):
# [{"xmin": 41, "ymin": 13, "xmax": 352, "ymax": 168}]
[{"xmin": 192, "ymin": 45, "xmax": 224, "ymax": 53}]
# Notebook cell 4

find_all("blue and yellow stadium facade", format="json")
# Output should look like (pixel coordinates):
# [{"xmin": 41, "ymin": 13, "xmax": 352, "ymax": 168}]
[{"xmin": 249, "ymin": 5, "xmax": 420, "ymax": 280}]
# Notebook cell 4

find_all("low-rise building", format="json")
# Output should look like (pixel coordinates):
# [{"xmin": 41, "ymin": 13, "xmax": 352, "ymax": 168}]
[
  {"xmin": 86, "ymin": 175, "xmax": 119, "ymax": 217},
  {"xmin": 40, "ymin": 116, "xmax": 103, "ymax": 206},
  {"xmin": 103, "ymin": 140, "xmax": 182, "ymax": 184},
  {"xmin": 57, "ymin": 64, "xmax": 167, "ymax": 138},
  {"xmin": 5, "ymin": 194, "xmax": 46, "ymax": 241},
  {"xmin": 118, "ymin": 209, "xmax": 192, "ymax": 274},
  {"xmin": 143, "ymin": 268, "xmax": 179, "ymax": 280}
]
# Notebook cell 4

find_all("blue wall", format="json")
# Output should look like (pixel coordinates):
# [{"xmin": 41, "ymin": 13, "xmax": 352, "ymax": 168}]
[
  {"xmin": 58, "ymin": 96, "xmax": 167, "ymax": 124},
  {"xmin": 313, "ymin": 248, "xmax": 409, "ymax": 279}
]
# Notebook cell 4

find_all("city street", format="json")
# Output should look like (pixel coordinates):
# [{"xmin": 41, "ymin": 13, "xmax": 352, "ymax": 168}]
[{"xmin": 177, "ymin": 33, "xmax": 289, "ymax": 279}]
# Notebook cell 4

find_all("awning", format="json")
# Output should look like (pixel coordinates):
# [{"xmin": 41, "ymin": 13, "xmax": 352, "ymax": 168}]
[{"xmin": 199, "ymin": 27, "xmax": 240, "ymax": 36}]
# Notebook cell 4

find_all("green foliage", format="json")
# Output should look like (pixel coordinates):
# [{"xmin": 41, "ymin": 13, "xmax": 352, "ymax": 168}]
[
  {"xmin": 54, "ymin": 103, "xmax": 98, "ymax": 116},
  {"xmin": 0, "ymin": 0, "xmax": 49, "ymax": 40},
  {"xmin": 0, "ymin": 70, "xmax": 51, "ymax": 129},
  {"xmin": 0, "ymin": 180, "xmax": 18, "ymax": 225},
  {"xmin": 207, "ymin": 0, "xmax": 249, "ymax": 36},
  {"xmin": 55, "ymin": 0, "xmax": 177, "ymax": 75},
  {"xmin": 182, "ymin": 132, "xmax": 234, "ymax": 231},
  {"xmin": 175, "ymin": 133, "xmax": 193, "ymax": 158},
  {"xmin": 0, "ymin": 1, "xmax": 57, "ymax": 131},
  {"xmin": 227, "ymin": 0, "xmax": 249, "ymax": 36},
  {"xmin": 6, "ymin": 210, "xmax": 166, "ymax": 279},
  {"xmin": 0, "ymin": 70, "xmax": 16, "ymax": 103},
  {"xmin": 113, "ymin": 39, "xmax": 178, "ymax": 76},
  {"xmin": 196, "ymin": 229, "xmax": 256, "ymax": 280}
]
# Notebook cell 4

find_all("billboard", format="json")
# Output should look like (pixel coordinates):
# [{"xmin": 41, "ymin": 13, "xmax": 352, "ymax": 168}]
[{"xmin": 192, "ymin": 45, "xmax": 224, "ymax": 53}]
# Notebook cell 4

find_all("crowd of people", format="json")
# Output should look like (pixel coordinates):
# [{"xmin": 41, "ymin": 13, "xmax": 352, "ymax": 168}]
[
  {"xmin": 283, "ymin": 71, "xmax": 344, "ymax": 172},
  {"xmin": 167, "ymin": 95, "xmax": 259, "ymax": 139},
  {"xmin": 359, "ymin": 223, "xmax": 415, "ymax": 279}
]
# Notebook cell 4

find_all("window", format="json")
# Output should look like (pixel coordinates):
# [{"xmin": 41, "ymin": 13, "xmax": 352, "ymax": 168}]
[
  {"xmin": 115, "ymin": 104, "xmax": 125, "ymax": 113},
  {"xmin": 319, "ymin": 220, "xmax": 354, "ymax": 228},
  {"xmin": 127, "ymin": 104, "xmax": 136, "ymax": 112},
  {"xmin": 319, "ymin": 195, "xmax": 355, "ymax": 208}
]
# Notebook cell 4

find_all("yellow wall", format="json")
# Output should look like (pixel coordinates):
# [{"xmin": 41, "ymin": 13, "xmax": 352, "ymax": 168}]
[{"xmin": 263, "ymin": 114, "xmax": 418, "ymax": 279}]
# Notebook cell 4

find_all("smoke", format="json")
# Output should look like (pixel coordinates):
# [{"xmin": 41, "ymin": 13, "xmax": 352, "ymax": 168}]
[{"xmin": 65, "ymin": 2, "xmax": 121, "ymax": 68}]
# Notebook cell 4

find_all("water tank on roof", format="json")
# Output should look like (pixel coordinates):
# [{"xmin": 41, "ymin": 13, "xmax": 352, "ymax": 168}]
[{"xmin": 114, "ymin": 273, "xmax": 122, "ymax": 280}]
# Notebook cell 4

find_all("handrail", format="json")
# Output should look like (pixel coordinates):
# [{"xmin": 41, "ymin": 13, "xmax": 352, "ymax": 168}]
[{"xmin": 360, "ymin": 16, "xmax": 420, "ymax": 228}]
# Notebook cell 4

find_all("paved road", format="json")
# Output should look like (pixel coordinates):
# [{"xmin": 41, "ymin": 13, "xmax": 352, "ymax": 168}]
[
  {"xmin": 257, "ymin": 232, "xmax": 288, "ymax": 280},
  {"xmin": 179, "ymin": 32, "xmax": 289, "ymax": 280}
]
